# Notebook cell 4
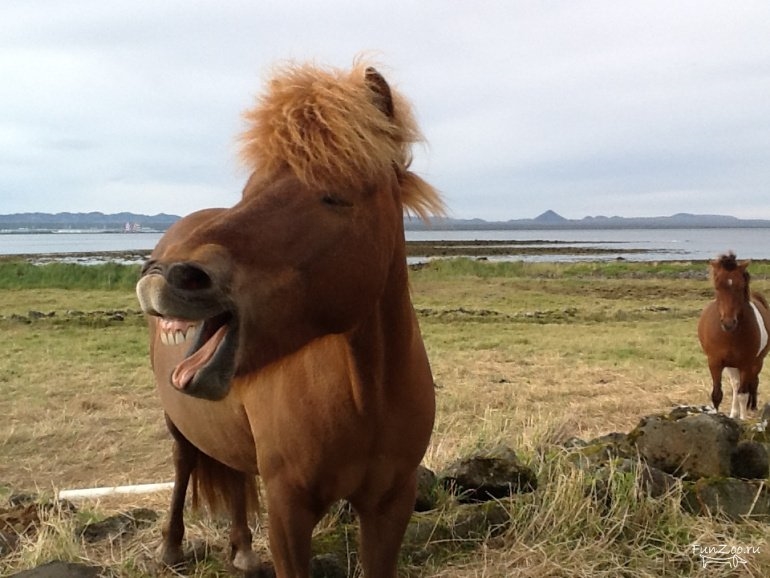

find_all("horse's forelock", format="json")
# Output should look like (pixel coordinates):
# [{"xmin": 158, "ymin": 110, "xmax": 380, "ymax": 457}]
[
  {"xmin": 712, "ymin": 252, "xmax": 751, "ymax": 297},
  {"xmin": 400, "ymin": 171, "xmax": 446, "ymax": 222},
  {"xmin": 719, "ymin": 252, "xmax": 738, "ymax": 270},
  {"xmin": 239, "ymin": 60, "xmax": 436, "ymax": 218}
]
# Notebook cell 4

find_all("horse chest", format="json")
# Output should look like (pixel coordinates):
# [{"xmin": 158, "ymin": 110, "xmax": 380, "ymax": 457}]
[{"xmin": 158, "ymin": 384, "xmax": 258, "ymax": 474}]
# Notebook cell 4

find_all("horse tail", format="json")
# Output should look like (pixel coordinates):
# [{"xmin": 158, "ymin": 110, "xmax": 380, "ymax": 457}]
[{"xmin": 190, "ymin": 451, "xmax": 259, "ymax": 518}]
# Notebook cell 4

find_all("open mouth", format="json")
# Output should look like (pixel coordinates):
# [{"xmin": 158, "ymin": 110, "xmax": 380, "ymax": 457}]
[{"xmin": 157, "ymin": 312, "xmax": 235, "ymax": 392}]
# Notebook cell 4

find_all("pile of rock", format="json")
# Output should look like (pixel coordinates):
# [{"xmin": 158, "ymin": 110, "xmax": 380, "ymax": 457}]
[
  {"xmin": 5, "ymin": 404, "xmax": 768, "ymax": 577},
  {"xmin": 422, "ymin": 403, "xmax": 769, "ymax": 523}
]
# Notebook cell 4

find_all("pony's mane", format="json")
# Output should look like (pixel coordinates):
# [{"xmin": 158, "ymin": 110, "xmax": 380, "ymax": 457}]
[
  {"xmin": 712, "ymin": 252, "xmax": 751, "ymax": 295},
  {"xmin": 239, "ymin": 59, "xmax": 444, "ymax": 220},
  {"xmin": 716, "ymin": 252, "xmax": 738, "ymax": 271}
]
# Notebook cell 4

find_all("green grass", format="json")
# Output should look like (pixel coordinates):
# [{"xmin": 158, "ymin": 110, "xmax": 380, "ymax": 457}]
[
  {"xmin": 2, "ymin": 258, "xmax": 770, "ymax": 577},
  {"xmin": 0, "ymin": 261, "xmax": 141, "ymax": 290}
]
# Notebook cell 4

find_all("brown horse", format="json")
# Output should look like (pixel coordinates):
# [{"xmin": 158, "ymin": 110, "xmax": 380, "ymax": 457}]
[
  {"xmin": 136, "ymin": 60, "xmax": 444, "ymax": 577},
  {"xmin": 697, "ymin": 252, "xmax": 770, "ymax": 419}
]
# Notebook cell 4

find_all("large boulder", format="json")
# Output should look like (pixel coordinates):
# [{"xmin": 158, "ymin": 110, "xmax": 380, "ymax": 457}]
[
  {"xmin": 731, "ymin": 440, "xmax": 770, "ymax": 480},
  {"xmin": 683, "ymin": 478, "xmax": 770, "ymax": 521},
  {"xmin": 415, "ymin": 465, "xmax": 439, "ymax": 512},
  {"xmin": 439, "ymin": 445, "xmax": 537, "ymax": 503},
  {"xmin": 629, "ymin": 412, "xmax": 740, "ymax": 479}
]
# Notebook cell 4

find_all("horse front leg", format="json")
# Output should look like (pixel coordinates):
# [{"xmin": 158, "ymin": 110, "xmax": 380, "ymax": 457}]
[
  {"xmin": 708, "ymin": 362, "xmax": 724, "ymax": 412},
  {"xmin": 724, "ymin": 367, "xmax": 743, "ymax": 419},
  {"xmin": 352, "ymin": 473, "xmax": 417, "ymax": 578},
  {"xmin": 737, "ymin": 368, "xmax": 760, "ymax": 420},
  {"xmin": 747, "ymin": 361, "xmax": 763, "ymax": 412},
  {"xmin": 264, "ymin": 481, "xmax": 323, "ymax": 578},
  {"xmin": 161, "ymin": 414, "xmax": 197, "ymax": 567},
  {"xmin": 748, "ymin": 379, "xmax": 759, "ymax": 412}
]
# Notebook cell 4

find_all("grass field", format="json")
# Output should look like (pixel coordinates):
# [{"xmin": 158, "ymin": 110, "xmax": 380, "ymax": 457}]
[{"xmin": 1, "ymin": 258, "xmax": 769, "ymax": 576}]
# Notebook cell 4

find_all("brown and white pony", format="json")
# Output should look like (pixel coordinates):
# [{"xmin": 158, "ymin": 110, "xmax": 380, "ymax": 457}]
[
  {"xmin": 136, "ymin": 60, "xmax": 444, "ymax": 577},
  {"xmin": 698, "ymin": 252, "xmax": 770, "ymax": 419}
]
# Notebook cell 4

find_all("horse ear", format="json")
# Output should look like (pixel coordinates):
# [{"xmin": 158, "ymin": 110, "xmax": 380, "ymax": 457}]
[
  {"xmin": 739, "ymin": 259, "xmax": 752, "ymax": 270},
  {"xmin": 364, "ymin": 67, "xmax": 395, "ymax": 118}
]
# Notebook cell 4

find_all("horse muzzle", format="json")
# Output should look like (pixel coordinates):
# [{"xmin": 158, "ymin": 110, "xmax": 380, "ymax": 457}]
[
  {"xmin": 720, "ymin": 318, "xmax": 738, "ymax": 332},
  {"xmin": 137, "ymin": 265, "xmax": 239, "ymax": 401}
]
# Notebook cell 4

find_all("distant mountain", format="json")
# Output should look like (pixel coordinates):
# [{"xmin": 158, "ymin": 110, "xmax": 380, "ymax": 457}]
[
  {"xmin": 0, "ymin": 212, "xmax": 180, "ymax": 232},
  {"xmin": 2, "ymin": 210, "xmax": 770, "ymax": 233},
  {"xmin": 533, "ymin": 210, "xmax": 568, "ymax": 224},
  {"xmin": 405, "ymin": 210, "xmax": 770, "ymax": 230}
]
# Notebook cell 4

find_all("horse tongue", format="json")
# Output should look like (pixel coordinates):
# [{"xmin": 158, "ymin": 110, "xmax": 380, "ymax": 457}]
[{"xmin": 171, "ymin": 325, "xmax": 228, "ymax": 390}]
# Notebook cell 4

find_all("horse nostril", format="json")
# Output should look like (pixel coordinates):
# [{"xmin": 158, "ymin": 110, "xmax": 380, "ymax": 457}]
[
  {"xmin": 721, "ymin": 319, "xmax": 738, "ymax": 332},
  {"xmin": 166, "ymin": 263, "xmax": 212, "ymax": 292},
  {"xmin": 140, "ymin": 259, "xmax": 163, "ymax": 277}
]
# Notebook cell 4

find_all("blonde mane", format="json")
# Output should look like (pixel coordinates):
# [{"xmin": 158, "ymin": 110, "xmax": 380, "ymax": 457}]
[{"xmin": 239, "ymin": 60, "xmax": 444, "ymax": 220}]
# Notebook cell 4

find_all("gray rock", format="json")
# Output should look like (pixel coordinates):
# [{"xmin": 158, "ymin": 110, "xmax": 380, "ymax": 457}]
[
  {"xmin": 731, "ymin": 440, "xmax": 770, "ymax": 479},
  {"xmin": 683, "ymin": 478, "xmax": 770, "ymax": 520},
  {"xmin": 403, "ymin": 501, "xmax": 510, "ymax": 564},
  {"xmin": 414, "ymin": 465, "xmax": 439, "ymax": 511},
  {"xmin": 567, "ymin": 432, "xmax": 637, "ymax": 471},
  {"xmin": 439, "ymin": 445, "xmax": 537, "ymax": 503},
  {"xmin": 630, "ymin": 413, "xmax": 740, "ymax": 479},
  {"xmin": 560, "ymin": 436, "xmax": 587, "ymax": 449},
  {"xmin": 636, "ymin": 462, "xmax": 680, "ymax": 498},
  {"xmin": 310, "ymin": 554, "xmax": 347, "ymax": 578},
  {"xmin": 591, "ymin": 459, "xmax": 679, "ymax": 507},
  {"xmin": 10, "ymin": 561, "xmax": 104, "ymax": 578},
  {"xmin": 76, "ymin": 508, "xmax": 158, "ymax": 543}
]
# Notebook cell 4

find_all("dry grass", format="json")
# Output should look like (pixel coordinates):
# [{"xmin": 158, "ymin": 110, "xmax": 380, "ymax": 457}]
[{"xmin": 2, "ymin": 260, "xmax": 770, "ymax": 576}]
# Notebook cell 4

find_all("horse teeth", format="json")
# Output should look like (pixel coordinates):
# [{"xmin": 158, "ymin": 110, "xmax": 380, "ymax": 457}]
[{"xmin": 158, "ymin": 323, "xmax": 197, "ymax": 346}]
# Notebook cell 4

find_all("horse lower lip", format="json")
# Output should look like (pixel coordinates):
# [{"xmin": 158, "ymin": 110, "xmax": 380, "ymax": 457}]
[{"xmin": 171, "ymin": 324, "xmax": 229, "ymax": 389}]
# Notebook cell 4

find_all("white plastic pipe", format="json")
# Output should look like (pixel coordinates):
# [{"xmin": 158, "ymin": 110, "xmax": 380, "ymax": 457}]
[{"xmin": 58, "ymin": 482, "xmax": 174, "ymax": 500}]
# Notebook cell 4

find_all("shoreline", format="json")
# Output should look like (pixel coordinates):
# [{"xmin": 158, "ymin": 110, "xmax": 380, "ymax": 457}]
[{"xmin": 1, "ymin": 241, "xmax": 658, "ymax": 264}]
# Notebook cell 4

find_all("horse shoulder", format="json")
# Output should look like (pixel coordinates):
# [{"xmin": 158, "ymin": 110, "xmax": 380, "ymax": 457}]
[{"xmin": 697, "ymin": 300, "xmax": 718, "ymax": 333}]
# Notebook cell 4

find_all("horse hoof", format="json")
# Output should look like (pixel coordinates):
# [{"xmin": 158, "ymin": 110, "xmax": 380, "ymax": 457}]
[
  {"xmin": 158, "ymin": 545, "xmax": 186, "ymax": 568},
  {"xmin": 233, "ymin": 549, "xmax": 261, "ymax": 572}
]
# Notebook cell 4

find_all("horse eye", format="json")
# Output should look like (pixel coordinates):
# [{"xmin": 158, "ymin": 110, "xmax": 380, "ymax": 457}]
[{"xmin": 321, "ymin": 194, "xmax": 353, "ymax": 208}]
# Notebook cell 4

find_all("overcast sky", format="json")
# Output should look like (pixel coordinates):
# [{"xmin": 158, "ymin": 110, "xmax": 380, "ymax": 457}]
[{"xmin": 2, "ymin": 1, "xmax": 769, "ymax": 220}]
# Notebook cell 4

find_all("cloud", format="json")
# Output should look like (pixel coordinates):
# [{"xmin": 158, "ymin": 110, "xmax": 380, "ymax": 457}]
[{"xmin": 1, "ymin": 1, "xmax": 769, "ymax": 219}]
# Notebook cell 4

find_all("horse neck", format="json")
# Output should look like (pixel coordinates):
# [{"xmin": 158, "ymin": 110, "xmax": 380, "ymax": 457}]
[{"xmin": 347, "ymin": 238, "xmax": 417, "ymax": 383}]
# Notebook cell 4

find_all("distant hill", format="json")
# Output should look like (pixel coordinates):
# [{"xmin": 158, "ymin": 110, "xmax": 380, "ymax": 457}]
[
  {"xmin": 2, "ymin": 210, "xmax": 770, "ymax": 233},
  {"xmin": 533, "ymin": 210, "xmax": 568, "ymax": 224},
  {"xmin": 405, "ymin": 210, "xmax": 770, "ymax": 230},
  {"xmin": 0, "ymin": 212, "xmax": 180, "ymax": 232}
]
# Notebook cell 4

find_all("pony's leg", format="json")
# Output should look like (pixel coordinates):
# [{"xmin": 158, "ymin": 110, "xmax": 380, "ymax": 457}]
[
  {"xmin": 708, "ymin": 362, "xmax": 724, "ymax": 412},
  {"xmin": 228, "ymin": 473, "xmax": 260, "ymax": 572},
  {"xmin": 263, "ymin": 482, "xmax": 322, "ymax": 578},
  {"xmin": 748, "ymin": 379, "xmax": 759, "ymax": 412},
  {"xmin": 740, "ymin": 372, "xmax": 760, "ymax": 417},
  {"xmin": 352, "ymin": 473, "xmax": 417, "ymax": 578},
  {"xmin": 161, "ymin": 414, "xmax": 197, "ymax": 567},
  {"xmin": 747, "ymin": 361, "xmax": 761, "ymax": 412},
  {"xmin": 725, "ymin": 367, "xmax": 742, "ymax": 419},
  {"xmin": 735, "ymin": 368, "xmax": 760, "ymax": 420}
]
